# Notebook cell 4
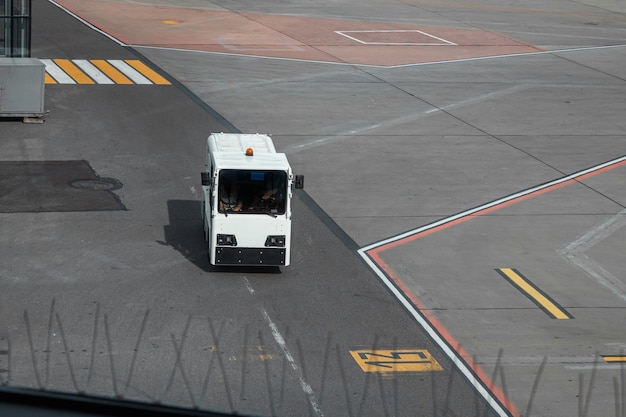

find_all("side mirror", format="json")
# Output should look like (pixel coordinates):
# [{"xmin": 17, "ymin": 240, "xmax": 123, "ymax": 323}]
[
  {"xmin": 295, "ymin": 175, "xmax": 304, "ymax": 189},
  {"xmin": 201, "ymin": 172, "xmax": 211, "ymax": 186}
]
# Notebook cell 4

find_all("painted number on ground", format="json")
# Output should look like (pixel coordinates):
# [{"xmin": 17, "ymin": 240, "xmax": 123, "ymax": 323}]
[{"xmin": 350, "ymin": 349, "xmax": 443, "ymax": 373}]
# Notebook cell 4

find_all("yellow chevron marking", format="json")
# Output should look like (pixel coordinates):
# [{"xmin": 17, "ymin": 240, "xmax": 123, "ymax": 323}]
[
  {"xmin": 91, "ymin": 60, "xmax": 133, "ymax": 84},
  {"xmin": 126, "ymin": 60, "xmax": 171, "ymax": 85},
  {"xmin": 54, "ymin": 59, "xmax": 95, "ymax": 84},
  {"xmin": 43, "ymin": 59, "xmax": 174, "ymax": 85},
  {"xmin": 44, "ymin": 73, "xmax": 57, "ymax": 84}
]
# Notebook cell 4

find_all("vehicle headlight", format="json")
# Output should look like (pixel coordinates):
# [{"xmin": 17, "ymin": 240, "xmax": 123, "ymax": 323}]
[
  {"xmin": 265, "ymin": 235, "xmax": 285, "ymax": 247},
  {"xmin": 217, "ymin": 234, "xmax": 237, "ymax": 246}
]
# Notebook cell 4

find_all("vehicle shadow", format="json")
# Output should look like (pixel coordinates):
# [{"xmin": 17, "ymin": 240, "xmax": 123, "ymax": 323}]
[{"xmin": 160, "ymin": 200, "xmax": 281, "ymax": 274}]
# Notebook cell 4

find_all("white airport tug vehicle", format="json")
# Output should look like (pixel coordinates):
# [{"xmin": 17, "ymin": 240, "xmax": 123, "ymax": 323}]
[{"xmin": 201, "ymin": 133, "xmax": 304, "ymax": 266}]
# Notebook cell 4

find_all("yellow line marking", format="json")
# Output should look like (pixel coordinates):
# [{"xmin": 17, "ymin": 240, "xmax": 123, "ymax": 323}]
[
  {"xmin": 90, "ymin": 60, "xmax": 133, "ymax": 84},
  {"xmin": 350, "ymin": 349, "xmax": 443, "ymax": 373},
  {"xmin": 44, "ymin": 73, "xmax": 57, "ymax": 84},
  {"xmin": 126, "ymin": 60, "xmax": 171, "ymax": 85},
  {"xmin": 498, "ymin": 268, "xmax": 571, "ymax": 320},
  {"xmin": 54, "ymin": 59, "xmax": 95, "ymax": 84},
  {"xmin": 602, "ymin": 356, "xmax": 626, "ymax": 363}
]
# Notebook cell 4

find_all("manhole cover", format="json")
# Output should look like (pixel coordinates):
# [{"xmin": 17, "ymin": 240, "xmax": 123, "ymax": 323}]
[{"xmin": 70, "ymin": 177, "xmax": 123, "ymax": 191}]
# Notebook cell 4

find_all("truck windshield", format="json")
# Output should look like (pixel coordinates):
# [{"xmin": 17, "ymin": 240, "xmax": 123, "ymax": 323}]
[{"xmin": 218, "ymin": 169, "xmax": 287, "ymax": 215}]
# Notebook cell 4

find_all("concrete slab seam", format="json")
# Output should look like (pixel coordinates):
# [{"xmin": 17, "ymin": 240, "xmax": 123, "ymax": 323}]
[
  {"xmin": 357, "ymin": 154, "xmax": 626, "ymax": 417},
  {"xmin": 362, "ymin": 154, "xmax": 626, "ymax": 252},
  {"xmin": 357, "ymin": 251, "xmax": 517, "ymax": 417}
]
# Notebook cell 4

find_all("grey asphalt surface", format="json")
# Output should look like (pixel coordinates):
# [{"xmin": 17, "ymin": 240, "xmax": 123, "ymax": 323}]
[
  {"xmin": 3, "ymin": 1, "xmax": 503, "ymax": 417},
  {"xmin": 130, "ymin": 0, "xmax": 626, "ymax": 415},
  {"xmin": 2, "ymin": 0, "xmax": 626, "ymax": 416}
]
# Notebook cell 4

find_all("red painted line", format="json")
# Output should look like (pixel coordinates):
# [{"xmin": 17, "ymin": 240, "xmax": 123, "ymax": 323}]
[
  {"xmin": 370, "ymin": 157, "xmax": 626, "ymax": 255},
  {"xmin": 369, "ymin": 252, "xmax": 519, "ymax": 415},
  {"xmin": 361, "ymin": 156, "xmax": 626, "ymax": 417},
  {"xmin": 369, "ymin": 179, "xmax": 565, "ymax": 255}
]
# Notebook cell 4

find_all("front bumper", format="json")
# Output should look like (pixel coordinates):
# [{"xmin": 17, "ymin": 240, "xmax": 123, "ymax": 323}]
[{"xmin": 215, "ymin": 247, "xmax": 286, "ymax": 266}]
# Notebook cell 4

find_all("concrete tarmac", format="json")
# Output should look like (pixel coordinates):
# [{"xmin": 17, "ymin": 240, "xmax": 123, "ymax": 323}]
[{"xmin": 19, "ymin": 0, "xmax": 626, "ymax": 415}]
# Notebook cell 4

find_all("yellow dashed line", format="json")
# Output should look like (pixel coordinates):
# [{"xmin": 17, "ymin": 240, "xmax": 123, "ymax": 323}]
[
  {"xmin": 602, "ymin": 356, "xmax": 626, "ymax": 363},
  {"xmin": 497, "ymin": 268, "xmax": 572, "ymax": 320}
]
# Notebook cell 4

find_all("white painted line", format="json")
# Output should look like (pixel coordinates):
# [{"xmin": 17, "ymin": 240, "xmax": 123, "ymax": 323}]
[
  {"xmin": 558, "ymin": 208, "xmax": 626, "ymax": 302},
  {"xmin": 48, "ymin": 0, "xmax": 126, "ymax": 46},
  {"xmin": 108, "ymin": 60, "xmax": 152, "ymax": 84},
  {"xmin": 386, "ymin": 44, "xmax": 626, "ymax": 69},
  {"xmin": 361, "ymin": 155, "xmax": 626, "ymax": 252},
  {"xmin": 214, "ymin": 37, "xmax": 304, "ymax": 52},
  {"xmin": 40, "ymin": 59, "xmax": 76, "ymax": 84},
  {"xmin": 336, "ymin": 31, "xmax": 368, "ymax": 45},
  {"xmin": 243, "ymin": 276, "xmax": 322, "ymax": 416},
  {"xmin": 132, "ymin": 45, "xmax": 356, "ymax": 67},
  {"xmin": 424, "ymin": 86, "xmax": 524, "ymax": 114},
  {"xmin": 242, "ymin": 277, "xmax": 256, "ymax": 295},
  {"xmin": 413, "ymin": 29, "xmax": 457, "ymax": 45},
  {"xmin": 356, "ymin": 252, "xmax": 513, "ymax": 417},
  {"xmin": 336, "ymin": 29, "xmax": 457, "ymax": 46},
  {"xmin": 356, "ymin": 154, "xmax": 626, "ymax": 417},
  {"xmin": 286, "ymin": 84, "xmax": 527, "ymax": 153},
  {"xmin": 73, "ymin": 60, "xmax": 114, "ymax": 84},
  {"xmin": 262, "ymin": 310, "xmax": 324, "ymax": 417},
  {"xmin": 132, "ymin": 43, "xmax": 626, "ymax": 70}
]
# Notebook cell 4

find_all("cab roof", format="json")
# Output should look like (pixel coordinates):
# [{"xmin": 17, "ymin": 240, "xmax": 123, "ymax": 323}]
[{"xmin": 207, "ymin": 133, "xmax": 291, "ymax": 172}]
